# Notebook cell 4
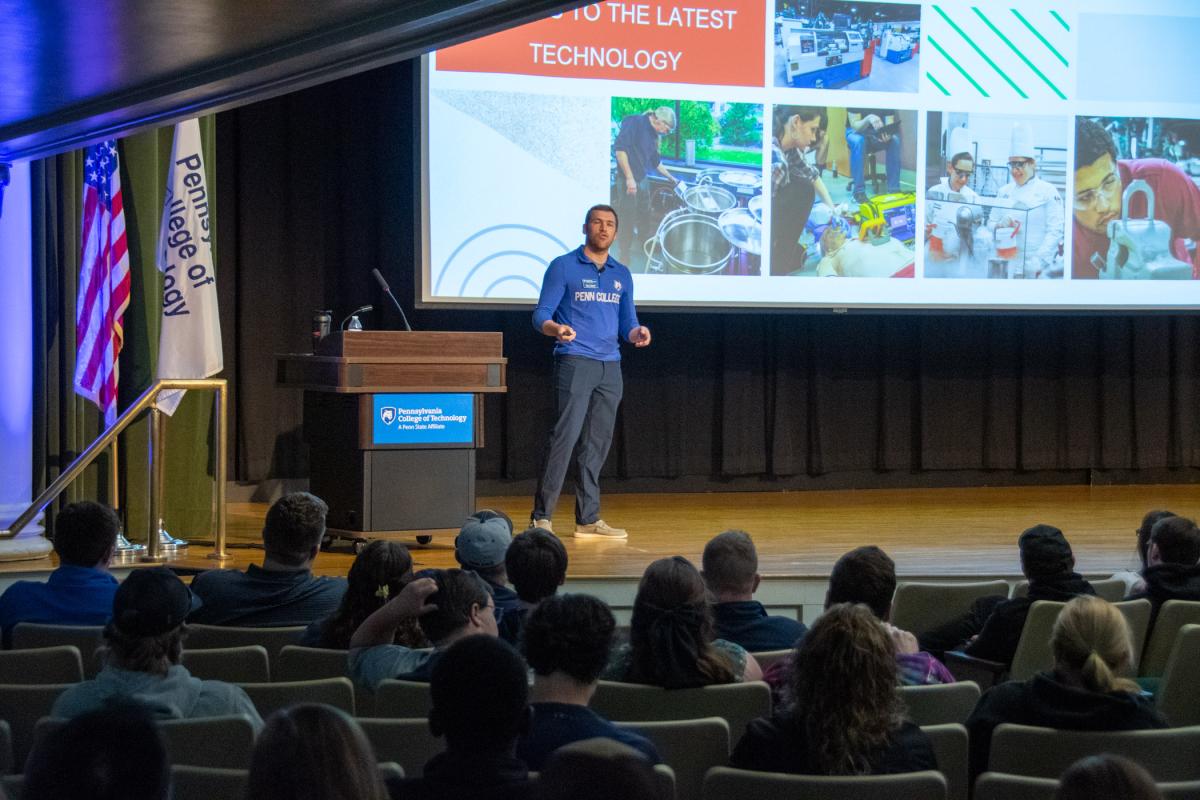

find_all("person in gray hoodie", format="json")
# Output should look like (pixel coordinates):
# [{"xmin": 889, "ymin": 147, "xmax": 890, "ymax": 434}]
[{"xmin": 51, "ymin": 568, "xmax": 262, "ymax": 728}]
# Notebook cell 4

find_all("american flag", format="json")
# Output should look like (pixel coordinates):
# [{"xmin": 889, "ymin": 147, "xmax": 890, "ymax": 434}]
[{"xmin": 74, "ymin": 140, "xmax": 130, "ymax": 427}]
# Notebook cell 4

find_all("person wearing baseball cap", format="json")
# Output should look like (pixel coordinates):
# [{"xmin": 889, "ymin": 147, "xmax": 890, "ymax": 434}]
[
  {"xmin": 455, "ymin": 512, "xmax": 522, "ymax": 624},
  {"xmin": 50, "ymin": 568, "xmax": 262, "ymax": 727}
]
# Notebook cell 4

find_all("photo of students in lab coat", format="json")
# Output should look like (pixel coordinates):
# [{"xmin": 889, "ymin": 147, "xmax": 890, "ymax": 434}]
[{"xmin": 923, "ymin": 113, "xmax": 1067, "ymax": 280}]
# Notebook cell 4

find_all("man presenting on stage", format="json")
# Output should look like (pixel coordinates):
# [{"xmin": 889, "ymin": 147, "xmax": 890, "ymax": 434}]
[{"xmin": 531, "ymin": 205, "xmax": 651, "ymax": 539}]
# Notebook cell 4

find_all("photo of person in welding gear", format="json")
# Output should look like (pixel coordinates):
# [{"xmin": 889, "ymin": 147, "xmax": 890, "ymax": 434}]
[
  {"xmin": 770, "ymin": 105, "xmax": 836, "ymax": 274},
  {"xmin": 611, "ymin": 106, "xmax": 684, "ymax": 265},
  {"xmin": 993, "ymin": 122, "xmax": 1064, "ymax": 279},
  {"xmin": 846, "ymin": 109, "xmax": 903, "ymax": 204},
  {"xmin": 1072, "ymin": 117, "xmax": 1200, "ymax": 280}
]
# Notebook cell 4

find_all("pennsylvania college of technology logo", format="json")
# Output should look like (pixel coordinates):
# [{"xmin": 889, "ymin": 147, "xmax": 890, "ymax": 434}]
[
  {"xmin": 613, "ymin": 280, "xmax": 622, "ymax": 291},
  {"xmin": 380, "ymin": 406, "xmax": 397, "ymax": 426}
]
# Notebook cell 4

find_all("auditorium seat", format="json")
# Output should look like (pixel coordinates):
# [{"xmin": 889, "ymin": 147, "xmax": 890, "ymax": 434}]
[
  {"xmin": 0, "ymin": 647, "xmax": 83, "ymax": 685},
  {"xmin": 237, "ymin": 677, "xmax": 355, "ymax": 718},
  {"xmin": 374, "ymin": 679, "xmax": 434, "ymax": 719},
  {"xmin": 988, "ymin": 723, "xmax": 1200, "ymax": 781},
  {"xmin": 170, "ymin": 765, "xmax": 248, "ymax": 800},
  {"xmin": 972, "ymin": 771, "xmax": 1057, "ymax": 800},
  {"xmin": 1010, "ymin": 577, "xmax": 1128, "ymax": 603},
  {"xmin": 701, "ymin": 766, "xmax": 947, "ymax": 800},
  {"xmin": 590, "ymin": 681, "xmax": 771, "ymax": 747},
  {"xmin": 746, "ymin": 649, "xmax": 792, "ymax": 671},
  {"xmin": 358, "ymin": 717, "xmax": 441, "ymax": 777},
  {"xmin": 1139, "ymin": 600, "xmax": 1200, "ymax": 678},
  {"xmin": 615, "ymin": 717, "xmax": 729, "ymax": 800},
  {"xmin": 184, "ymin": 624, "xmax": 305, "ymax": 664},
  {"xmin": 1156, "ymin": 624, "xmax": 1200, "ymax": 727},
  {"xmin": 33, "ymin": 713, "xmax": 259, "ymax": 770},
  {"xmin": 0, "ymin": 684, "xmax": 72, "ymax": 769},
  {"xmin": 921, "ymin": 723, "xmax": 968, "ymax": 800},
  {"xmin": 899, "ymin": 682, "xmax": 981, "ymax": 726},
  {"xmin": 276, "ymin": 645, "xmax": 375, "ymax": 715},
  {"xmin": 890, "ymin": 581, "xmax": 1009, "ymax": 639},
  {"xmin": 180, "ymin": 645, "xmax": 270, "ymax": 683},
  {"xmin": 10, "ymin": 624, "xmax": 104, "ymax": 678}
]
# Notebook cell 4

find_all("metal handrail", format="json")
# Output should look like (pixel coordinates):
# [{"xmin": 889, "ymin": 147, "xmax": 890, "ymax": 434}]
[{"xmin": 1, "ymin": 378, "xmax": 229, "ymax": 563}]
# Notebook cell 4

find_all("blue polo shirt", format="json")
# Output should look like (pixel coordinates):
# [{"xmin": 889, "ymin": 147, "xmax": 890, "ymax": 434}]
[
  {"xmin": 0, "ymin": 565, "xmax": 119, "ymax": 647},
  {"xmin": 532, "ymin": 246, "xmax": 640, "ymax": 361}
]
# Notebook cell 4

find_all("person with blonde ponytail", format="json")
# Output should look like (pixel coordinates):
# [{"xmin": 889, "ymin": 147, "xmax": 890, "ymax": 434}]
[{"xmin": 966, "ymin": 595, "xmax": 1166, "ymax": 778}]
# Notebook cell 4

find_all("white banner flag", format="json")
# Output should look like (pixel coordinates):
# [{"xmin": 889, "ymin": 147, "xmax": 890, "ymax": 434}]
[{"xmin": 155, "ymin": 118, "xmax": 223, "ymax": 414}]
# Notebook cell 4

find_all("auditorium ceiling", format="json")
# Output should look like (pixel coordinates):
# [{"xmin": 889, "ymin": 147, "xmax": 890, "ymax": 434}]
[{"xmin": 0, "ymin": 0, "xmax": 578, "ymax": 161}]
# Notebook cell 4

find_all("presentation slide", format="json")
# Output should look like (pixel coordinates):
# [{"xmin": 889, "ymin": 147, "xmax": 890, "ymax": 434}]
[{"xmin": 420, "ymin": 0, "xmax": 1200, "ymax": 310}]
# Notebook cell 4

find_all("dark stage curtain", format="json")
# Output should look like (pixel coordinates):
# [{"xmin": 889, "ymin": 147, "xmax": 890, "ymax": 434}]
[{"xmin": 215, "ymin": 61, "xmax": 1200, "ymax": 488}]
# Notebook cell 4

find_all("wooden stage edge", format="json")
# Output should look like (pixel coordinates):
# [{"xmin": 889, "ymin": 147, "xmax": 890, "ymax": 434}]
[{"xmin": 6, "ymin": 483, "xmax": 1189, "ymax": 582}]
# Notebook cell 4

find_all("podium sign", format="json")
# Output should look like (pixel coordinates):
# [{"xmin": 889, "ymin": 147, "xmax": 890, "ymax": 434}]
[{"xmin": 373, "ymin": 393, "xmax": 474, "ymax": 446}]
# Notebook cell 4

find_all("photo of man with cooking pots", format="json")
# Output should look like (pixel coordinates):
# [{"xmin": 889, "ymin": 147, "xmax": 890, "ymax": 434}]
[
  {"xmin": 610, "ymin": 97, "xmax": 765, "ymax": 276},
  {"xmin": 769, "ymin": 104, "xmax": 917, "ymax": 277},
  {"xmin": 1072, "ymin": 116, "xmax": 1200, "ymax": 280},
  {"xmin": 923, "ymin": 112, "xmax": 1067, "ymax": 280}
]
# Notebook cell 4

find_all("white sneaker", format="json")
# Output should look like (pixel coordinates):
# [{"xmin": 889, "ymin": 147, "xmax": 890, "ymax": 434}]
[
  {"xmin": 532, "ymin": 518, "xmax": 554, "ymax": 533},
  {"xmin": 574, "ymin": 519, "xmax": 628, "ymax": 539}
]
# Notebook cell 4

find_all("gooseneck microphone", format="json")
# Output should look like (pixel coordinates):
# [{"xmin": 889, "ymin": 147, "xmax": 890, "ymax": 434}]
[{"xmin": 371, "ymin": 268, "xmax": 414, "ymax": 332}]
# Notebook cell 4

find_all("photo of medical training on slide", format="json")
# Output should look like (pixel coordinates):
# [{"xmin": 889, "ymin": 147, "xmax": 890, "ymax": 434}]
[
  {"xmin": 1072, "ymin": 116, "xmax": 1200, "ymax": 280},
  {"xmin": 923, "ymin": 113, "xmax": 1066, "ymax": 280},
  {"xmin": 774, "ymin": 1, "xmax": 921, "ymax": 91},
  {"xmin": 609, "ymin": 98, "xmax": 764, "ymax": 276},
  {"xmin": 769, "ymin": 105, "xmax": 917, "ymax": 277}
]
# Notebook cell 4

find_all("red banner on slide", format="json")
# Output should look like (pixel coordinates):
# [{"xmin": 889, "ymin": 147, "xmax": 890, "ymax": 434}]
[{"xmin": 436, "ymin": 0, "xmax": 766, "ymax": 87}]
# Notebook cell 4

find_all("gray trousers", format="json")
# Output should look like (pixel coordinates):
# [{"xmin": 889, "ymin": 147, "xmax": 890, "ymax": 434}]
[{"xmin": 532, "ymin": 356, "xmax": 623, "ymax": 525}]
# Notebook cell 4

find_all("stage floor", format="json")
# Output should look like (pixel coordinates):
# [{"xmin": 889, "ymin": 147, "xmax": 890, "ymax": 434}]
[{"xmin": 202, "ymin": 483, "xmax": 1190, "ymax": 580}]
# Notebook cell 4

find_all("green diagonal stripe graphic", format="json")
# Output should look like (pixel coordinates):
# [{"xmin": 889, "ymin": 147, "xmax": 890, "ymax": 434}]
[
  {"xmin": 928, "ymin": 34, "xmax": 989, "ymax": 97},
  {"xmin": 1050, "ymin": 10, "xmax": 1070, "ymax": 32},
  {"xmin": 973, "ymin": 7, "xmax": 1066, "ymax": 99},
  {"xmin": 927, "ymin": 72, "xmax": 951, "ymax": 96},
  {"xmin": 1012, "ymin": 9, "xmax": 1068, "ymax": 67},
  {"xmin": 932, "ymin": 5, "xmax": 1027, "ymax": 98}
]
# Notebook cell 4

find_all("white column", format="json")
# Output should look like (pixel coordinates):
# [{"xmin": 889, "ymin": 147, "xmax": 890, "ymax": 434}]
[{"xmin": 0, "ymin": 161, "xmax": 52, "ymax": 560}]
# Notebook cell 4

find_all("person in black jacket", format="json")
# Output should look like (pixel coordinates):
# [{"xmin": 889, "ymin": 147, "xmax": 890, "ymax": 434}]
[
  {"xmin": 731, "ymin": 603, "xmax": 936, "ymax": 776},
  {"xmin": 1126, "ymin": 515, "xmax": 1200, "ymax": 635},
  {"xmin": 966, "ymin": 595, "xmax": 1167, "ymax": 779},
  {"xmin": 918, "ymin": 524, "xmax": 1094, "ymax": 665}
]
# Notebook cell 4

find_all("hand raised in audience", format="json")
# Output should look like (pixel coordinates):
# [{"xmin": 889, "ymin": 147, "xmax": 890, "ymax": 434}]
[
  {"xmin": 884, "ymin": 623, "xmax": 920, "ymax": 655},
  {"xmin": 391, "ymin": 577, "xmax": 439, "ymax": 618}
]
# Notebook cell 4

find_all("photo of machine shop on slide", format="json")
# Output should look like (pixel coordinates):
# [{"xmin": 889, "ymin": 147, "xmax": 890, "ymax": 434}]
[
  {"xmin": 609, "ymin": 97, "xmax": 764, "ymax": 276},
  {"xmin": 1072, "ymin": 115, "xmax": 1200, "ymax": 280},
  {"xmin": 774, "ymin": 1, "xmax": 921, "ymax": 92},
  {"xmin": 769, "ymin": 105, "xmax": 917, "ymax": 277},
  {"xmin": 923, "ymin": 112, "xmax": 1067, "ymax": 280}
]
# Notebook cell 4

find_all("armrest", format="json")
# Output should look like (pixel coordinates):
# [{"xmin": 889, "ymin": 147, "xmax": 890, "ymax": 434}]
[{"xmin": 942, "ymin": 650, "xmax": 1008, "ymax": 690}]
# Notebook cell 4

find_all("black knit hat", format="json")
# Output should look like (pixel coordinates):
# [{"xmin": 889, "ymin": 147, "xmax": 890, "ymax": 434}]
[
  {"xmin": 1018, "ymin": 524, "xmax": 1074, "ymax": 579},
  {"xmin": 112, "ymin": 568, "xmax": 201, "ymax": 637}
]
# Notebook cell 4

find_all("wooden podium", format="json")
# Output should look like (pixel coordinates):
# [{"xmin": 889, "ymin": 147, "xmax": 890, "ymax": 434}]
[{"xmin": 276, "ymin": 331, "xmax": 506, "ymax": 546}]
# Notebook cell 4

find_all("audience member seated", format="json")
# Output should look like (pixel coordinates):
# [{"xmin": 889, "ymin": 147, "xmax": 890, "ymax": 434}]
[
  {"xmin": 730, "ymin": 603, "xmax": 936, "ymax": 775},
  {"xmin": 601, "ymin": 556, "xmax": 763, "ymax": 687},
  {"xmin": 919, "ymin": 524, "xmax": 1095, "ymax": 665},
  {"xmin": 0, "ymin": 500, "xmax": 120, "ymax": 647},
  {"xmin": 1055, "ymin": 754, "xmax": 1163, "ymax": 800},
  {"xmin": 52, "ymin": 568, "xmax": 263, "ymax": 727},
  {"xmin": 500, "ymin": 527, "xmax": 569, "ymax": 645},
  {"xmin": 965, "ymin": 595, "xmax": 1167, "ymax": 779},
  {"xmin": 1126, "ymin": 515, "xmax": 1200, "ymax": 632},
  {"xmin": 537, "ymin": 738, "xmax": 662, "ymax": 800},
  {"xmin": 1110, "ymin": 510, "xmax": 1176, "ymax": 594},
  {"xmin": 387, "ymin": 636, "xmax": 534, "ymax": 800},
  {"xmin": 23, "ymin": 703, "xmax": 169, "ymax": 800},
  {"xmin": 349, "ymin": 569, "xmax": 497, "ymax": 689},
  {"xmin": 762, "ymin": 546, "xmax": 953, "ymax": 696},
  {"xmin": 247, "ymin": 703, "xmax": 388, "ymax": 800},
  {"xmin": 188, "ymin": 492, "xmax": 347, "ymax": 627},
  {"xmin": 702, "ymin": 530, "xmax": 807, "ymax": 652},
  {"xmin": 456, "ymin": 513, "xmax": 523, "ymax": 625},
  {"xmin": 303, "ymin": 540, "xmax": 427, "ymax": 650},
  {"xmin": 517, "ymin": 594, "xmax": 659, "ymax": 768}
]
